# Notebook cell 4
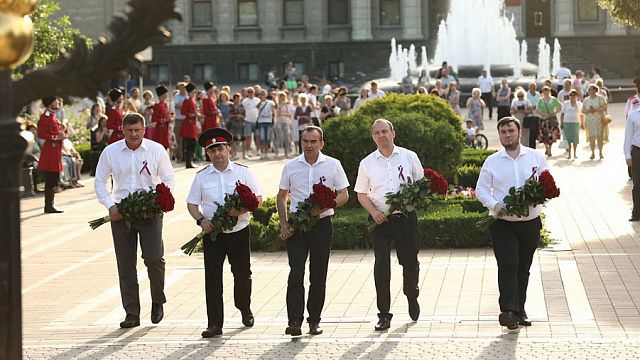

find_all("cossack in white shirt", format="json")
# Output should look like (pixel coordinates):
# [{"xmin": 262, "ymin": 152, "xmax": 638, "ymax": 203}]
[
  {"xmin": 475, "ymin": 146, "xmax": 549, "ymax": 222},
  {"xmin": 624, "ymin": 94, "xmax": 640, "ymax": 159},
  {"xmin": 187, "ymin": 162, "xmax": 263, "ymax": 233},
  {"xmin": 94, "ymin": 138, "xmax": 175, "ymax": 210},
  {"xmin": 278, "ymin": 153, "xmax": 349, "ymax": 217},
  {"xmin": 354, "ymin": 146, "xmax": 424, "ymax": 213}
]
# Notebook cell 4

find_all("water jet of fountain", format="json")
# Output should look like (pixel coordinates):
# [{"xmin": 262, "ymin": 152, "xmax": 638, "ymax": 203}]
[
  {"xmin": 537, "ymin": 38, "xmax": 551, "ymax": 79},
  {"xmin": 552, "ymin": 38, "xmax": 561, "ymax": 78},
  {"xmin": 408, "ymin": 44, "xmax": 417, "ymax": 73}
]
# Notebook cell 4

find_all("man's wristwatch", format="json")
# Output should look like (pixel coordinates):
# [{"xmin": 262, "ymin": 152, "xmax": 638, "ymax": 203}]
[{"xmin": 196, "ymin": 217, "xmax": 205, "ymax": 226}]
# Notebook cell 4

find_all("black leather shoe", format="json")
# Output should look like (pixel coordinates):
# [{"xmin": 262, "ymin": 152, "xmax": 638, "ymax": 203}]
[
  {"xmin": 408, "ymin": 298, "xmax": 420, "ymax": 321},
  {"xmin": 201, "ymin": 326, "xmax": 223, "ymax": 338},
  {"xmin": 374, "ymin": 316, "xmax": 392, "ymax": 331},
  {"xmin": 241, "ymin": 309, "xmax": 254, "ymax": 327},
  {"xmin": 44, "ymin": 206, "xmax": 63, "ymax": 214},
  {"xmin": 308, "ymin": 323, "xmax": 323, "ymax": 335},
  {"xmin": 630, "ymin": 217, "xmax": 639, "ymax": 222},
  {"xmin": 151, "ymin": 303, "xmax": 164, "ymax": 324},
  {"xmin": 285, "ymin": 322, "xmax": 302, "ymax": 336},
  {"xmin": 119, "ymin": 313, "xmax": 140, "ymax": 328},
  {"xmin": 498, "ymin": 311, "xmax": 519, "ymax": 330},
  {"xmin": 518, "ymin": 314, "xmax": 532, "ymax": 327}
]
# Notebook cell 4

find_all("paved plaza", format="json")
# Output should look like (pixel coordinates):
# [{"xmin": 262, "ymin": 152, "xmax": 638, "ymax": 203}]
[{"xmin": 19, "ymin": 103, "xmax": 640, "ymax": 359}]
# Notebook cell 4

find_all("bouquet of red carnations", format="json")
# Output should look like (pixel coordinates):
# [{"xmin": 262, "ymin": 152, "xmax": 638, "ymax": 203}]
[
  {"xmin": 181, "ymin": 181, "xmax": 259, "ymax": 255},
  {"xmin": 476, "ymin": 168, "xmax": 560, "ymax": 231},
  {"xmin": 367, "ymin": 168, "xmax": 449, "ymax": 231},
  {"xmin": 286, "ymin": 180, "xmax": 337, "ymax": 236},
  {"xmin": 89, "ymin": 183, "xmax": 175, "ymax": 229}
]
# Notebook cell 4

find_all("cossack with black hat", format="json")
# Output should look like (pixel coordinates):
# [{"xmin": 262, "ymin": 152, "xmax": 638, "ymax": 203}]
[
  {"xmin": 198, "ymin": 128, "xmax": 233, "ymax": 149},
  {"xmin": 185, "ymin": 83, "xmax": 196, "ymax": 93},
  {"xmin": 204, "ymin": 82, "xmax": 214, "ymax": 91},
  {"xmin": 42, "ymin": 96, "xmax": 57, "ymax": 107},
  {"xmin": 109, "ymin": 88, "xmax": 124, "ymax": 101},
  {"xmin": 156, "ymin": 85, "xmax": 168, "ymax": 97}
]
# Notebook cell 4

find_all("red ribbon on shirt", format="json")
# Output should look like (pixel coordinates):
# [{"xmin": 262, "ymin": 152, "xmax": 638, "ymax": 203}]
[
  {"xmin": 139, "ymin": 160, "xmax": 151, "ymax": 176},
  {"xmin": 398, "ymin": 165, "xmax": 405, "ymax": 181}
]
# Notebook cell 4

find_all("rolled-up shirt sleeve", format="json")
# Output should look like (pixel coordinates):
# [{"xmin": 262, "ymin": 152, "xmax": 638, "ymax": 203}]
[
  {"xmin": 157, "ymin": 148, "xmax": 175, "ymax": 192},
  {"xmin": 410, "ymin": 151, "xmax": 424, "ymax": 181},
  {"xmin": 476, "ymin": 165, "xmax": 499, "ymax": 214}
]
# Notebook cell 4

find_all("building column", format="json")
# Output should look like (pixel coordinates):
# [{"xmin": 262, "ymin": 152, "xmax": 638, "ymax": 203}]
[
  {"xmin": 351, "ymin": 0, "xmax": 372, "ymax": 40},
  {"xmin": 605, "ymin": 11, "xmax": 626, "ymax": 35},
  {"xmin": 401, "ymin": 0, "xmax": 421, "ymax": 39},
  {"xmin": 216, "ymin": 0, "xmax": 234, "ymax": 43},
  {"xmin": 553, "ymin": 0, "xmax": 574, "ymax": 37}
]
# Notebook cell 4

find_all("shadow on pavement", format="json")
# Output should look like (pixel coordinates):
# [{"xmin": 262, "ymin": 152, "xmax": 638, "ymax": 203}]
[
  {"xmin": 474, "ymin": 331, "xmax": 520, "ymax": 360},
  {"xmin": 255, "ymin": 336, "xmax": 309, "ymax": 359},
  {"xmin": 49, "ymin": 326, "xmax": 152, "ymax": 360}
]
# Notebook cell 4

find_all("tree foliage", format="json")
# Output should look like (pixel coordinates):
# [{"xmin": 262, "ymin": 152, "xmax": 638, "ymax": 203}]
[
  {"xmin": 16, "ymin": 0, "xmax": 91, "ymax": 75},
  {"xmin": 598, "ymin": 0, "xmax": 640, "ymax": 28}
]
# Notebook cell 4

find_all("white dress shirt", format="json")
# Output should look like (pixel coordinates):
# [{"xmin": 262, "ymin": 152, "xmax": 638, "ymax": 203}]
[
  {"xmin": 368, "ymin": 89, "xmax": 386, "ymax": 99},
  {"xmin": 624, "ymin": 94, "xmax": 640, "ymax": 160},
  {"xmin": 187, "ymin": 162, "xmax": 263, "ymax": 233},
  {"xmin": 476, "ymin": 146, "xmax": 549, "ymax": 222},
  {"xmin": 94, "ymin": 138, "xmax": 175, "ymax": 210},
  {"xmin": 278, "ymin": 152, "xmax": 349, "ymax": 217},
  {"xmin": 478, "ymin": 75, "xmax": 494, "ymax": 93},
  {"xmin": 354, "ymin": 146, "xmax": 424, "ymax": 213}
]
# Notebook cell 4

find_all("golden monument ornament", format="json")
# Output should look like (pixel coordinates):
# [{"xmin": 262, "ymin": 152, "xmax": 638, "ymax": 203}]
[
  {"xmin": 0, "ymin": 0, "xmax": 37, "ymax": 16},
  {"xmin": 0, "ymin": 0, "xmax": 35, "ymax": 71}
]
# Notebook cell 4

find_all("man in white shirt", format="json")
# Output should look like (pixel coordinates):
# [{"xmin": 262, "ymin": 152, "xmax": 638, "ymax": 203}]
[
  {"xmin": 478, "ymin": 69, "xmax": 495, "ymax": 120},
  {"xmin": 241, "ymin": 88, "xmax": 261, "ymax": 159},
  {"xmin": 277, "ymin": 126, "xmax": 350, "ymax": 336},
  {"xmin": 354, "ymin": 119, "xmax": 424, "ymax": 331},
  {"xmin": 173, "ymin": 83, "xmax": 188, "ymax": 161},
  {"xmin": 623, "ymin": 78, "xmax": 640, "ymax": 221},
  {"xmin": 475, "ymin": 117, "xmax": 550, "ymax": 330},
  {"xmin": 94, "ymin": 113, "xmax": 175, "ymax": 329},
  {"xmin": 187, "ymin": 128, "xmax": 263, "ymax": 338},
  {"xmin": 368, "ymin": 81, "xmax": 386, "ymax": 99},
  {"xmin": 554, "ymin": 62, "xmax": 572, "ymax": 85}
]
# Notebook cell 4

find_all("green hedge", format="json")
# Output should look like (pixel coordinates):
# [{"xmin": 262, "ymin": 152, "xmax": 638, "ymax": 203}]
[
  {"xmin": 456, "ymin": 164, "xmax": 481, "ymax": 188},
  {"xmin": 461, "ymin": 149, "xmax": 497, "ymax": 167},
  {"xmin": 322, "ymin": 93, "xmax": 464, "ymax": 185}
]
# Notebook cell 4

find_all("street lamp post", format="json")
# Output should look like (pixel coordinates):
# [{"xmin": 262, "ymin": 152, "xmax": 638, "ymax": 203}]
[{"xmin": 0, "ymin": 1, "xmax": 181, "ymax": 358}]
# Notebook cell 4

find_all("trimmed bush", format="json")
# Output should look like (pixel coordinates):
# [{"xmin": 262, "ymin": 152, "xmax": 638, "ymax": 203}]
[
  {"xmin": 456, "ymin": 164, "xmax": 481, "ymax": 188},
  {"xmin": 461, "ymin": 148, "xmax": 498, "ymax": 167},
  {"xmin": 322, "ymin": 93, "xmax": 465, "ymax": 185}
]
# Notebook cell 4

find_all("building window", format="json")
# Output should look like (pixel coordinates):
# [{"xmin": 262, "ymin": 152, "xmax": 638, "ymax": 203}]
[
  {"xmin": 380, "ymin": 0, "xmax": 401, "ymax": 26},
  {"xmin": 238, "ymin": 63, "xmax": 259, "ymax": 81},
  {"xmin": 284, "ymin": 0, "xmax": 304, "ymax": 25},
  {"xmin": 192, "ymin": 0, "xmax": 212, "ymax": 27},
  {"xmin": 238, "ymin": 0, "xmax": 258, "ymax": 26},
  {"xmin": 328, "ymin": 61, "xmax": 344, "ymax": 79},
  {"xmin": 328, "ymin": 0, "xmax": 349, "ymax": 25},
  {"xmin": 147, "ymin": 64, "xmax": 169, "ymax": 84},
  {"xmin": 193, "ymin": 64, "xmax": 214, "ymax": 81},
  {"xmin": 577, "ymin": 0, "xmax": 599, "ymax": 21}
]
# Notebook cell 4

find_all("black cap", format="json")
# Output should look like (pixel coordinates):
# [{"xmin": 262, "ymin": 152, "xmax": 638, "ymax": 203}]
[
  {"xmin": 42, "ymin": 96, "xmax": 56, "ymax": 107},
  {"xmin": 109, "ymin": 88, "xmax": 123, "ymax": 101},
  {"xmin": 204, "ymin": 81, "xmax": 214, "ymax": 91},
  {"xmin": 185, "ymin": 83, "xmax": 196, "ymax": 93},
  {"xmin": 198, "ymin": 128, "xmax": 233, "ymax": 149},
  {"xmin": 155, "ymin": 85, "xmax": 168, "ymax": 96}
]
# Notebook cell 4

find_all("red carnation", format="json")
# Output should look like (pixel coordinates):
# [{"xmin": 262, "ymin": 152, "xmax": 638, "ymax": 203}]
[
  {"xmin": 235, "ymin": 181, "xmax": 259, "ymax": 211},
  {"xmin": 155, "ymin": 183, "xmax": 175, "ymax": 212}
]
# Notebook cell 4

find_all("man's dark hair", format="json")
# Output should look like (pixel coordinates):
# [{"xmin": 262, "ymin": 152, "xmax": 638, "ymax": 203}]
[
  {"xmin": 302, "ymin": 125, "xmax": 324, "ymax": 141},
  {"xmin": 123, "ymin": 112, "xmax": 145, "ymax": 127},
  {"xmin": 497, "ymin": 116, "xmax": 520, "ymax": 131}
]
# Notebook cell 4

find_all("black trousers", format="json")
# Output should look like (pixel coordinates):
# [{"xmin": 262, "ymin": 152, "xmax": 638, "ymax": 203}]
[
  {"xmin": 481, "ymin": 92, "xmax": 494, "ymax": 119},
  {"xmin": 203, "ymin": 226, "xmax": 252, "ymax": 328},
  {"xmin": 632, "ymin": 146, "xmax": 640, "ymax": 218},
  {"xmin": 371, "ymin": 212, "xmax": 420, "ymax": 318},
  {"xmin": 286, "ymin": 216, "xmax": 332, "ymax": 325},
  {"xmin": 497, "ymin": 106, "xmax": 511, "ymax": 121},
  {"xmin": 488, "ymin": 217, "xmax": 541, "ymax": 315},
  {"xmin": 43, "ymin": 171, "xmax": 59, "ymax": 208},
  {"xmin": 183, "ymin": 138, "xmax": 196, "ymax": 167}
]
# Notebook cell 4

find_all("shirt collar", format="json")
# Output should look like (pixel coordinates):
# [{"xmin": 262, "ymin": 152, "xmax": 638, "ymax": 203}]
[
  {"xmin": 498, "ymin": 145, "xmax": 531, "ymax": 159},
  {"xmin": 119, "ymin": 138, "xmax": 147, "ymax": 152},
  {"xmin": 374, "ymin": 145, "xmax": 400, "ymax": 159},
  {"xmin": 207, "ymin": 161, "xmax": 234, "ymax": 174},
  {"xmin": 296, "ymin": 152, "xmax": 327, "ymax": 166}
]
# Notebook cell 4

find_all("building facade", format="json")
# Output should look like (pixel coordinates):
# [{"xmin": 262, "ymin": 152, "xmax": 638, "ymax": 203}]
[{"xmin": 56, "ymin": 0, "xmax": 640, "ymax": 86}]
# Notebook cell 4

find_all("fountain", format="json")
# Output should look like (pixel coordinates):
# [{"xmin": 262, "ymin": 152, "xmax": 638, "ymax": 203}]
[{"xmin": 365, "ymin": 0, "xmax": 563, "ymax": 94}]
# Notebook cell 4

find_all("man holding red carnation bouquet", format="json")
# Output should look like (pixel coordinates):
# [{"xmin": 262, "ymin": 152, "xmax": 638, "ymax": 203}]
[
  {"xmin": 94, "ymin": 113, "xmax": 175, "ymax": 329},
  {"xmin": 187, "ymin": 128, "xmax": 263, "ymax": 338},
  {"xmin": 277, "ymin": 126, "xmax": 349, "ymax": 336},
  {"xmin": 476, "ymin": 116, "xmax": 550, "ymax": 330},
  {"xmin": 355, "ymin": 118, "xmax": 425, "ymax": 331}
]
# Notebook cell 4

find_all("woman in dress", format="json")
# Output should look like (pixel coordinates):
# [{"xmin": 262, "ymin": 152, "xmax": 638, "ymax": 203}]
[
  {"xmin": 353, "ymin": 88, "xmax": 369, "ymax": 111},
  {"xmin": 273, "ymin": 92, "xmax": 292, "ymax": 158},
  {"xmin": 582, "ymin": 84, "xmax": 608, "ymax": 159},
  {"xmin": 560, "ymin": 89, "xmax": 583, "ymax": 159},
  {"xmin": 496, "ymin": 78, "xmax": 512, "ymax": 120},
  {"xmin": 334, "ymin": 87, "xmax": 351, "ymax": 115},
  {"xmin": 466, "ymin": 88, "xmax": 486, "ymax": 130},
  {"xmin": 417, "ymin": 69, "xmax": 429, "ymax": 90},
  {"xmin": 294, "ymin": 94, "xmax": 312, "ymax": 154},
  {"xmin": 217, "ymin": 91, "xmax": 231, "ymax": 129},
  {"xmin": 510, "ymin": 89, "xmax": 533, "ymax": 146},
  {"xmin": 536, "ymin": 86, "xmax": 562, "ymax": 157},
  {"xmin": 447, "ymin": 82, "xmax": 461, "ymax": 115}
]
